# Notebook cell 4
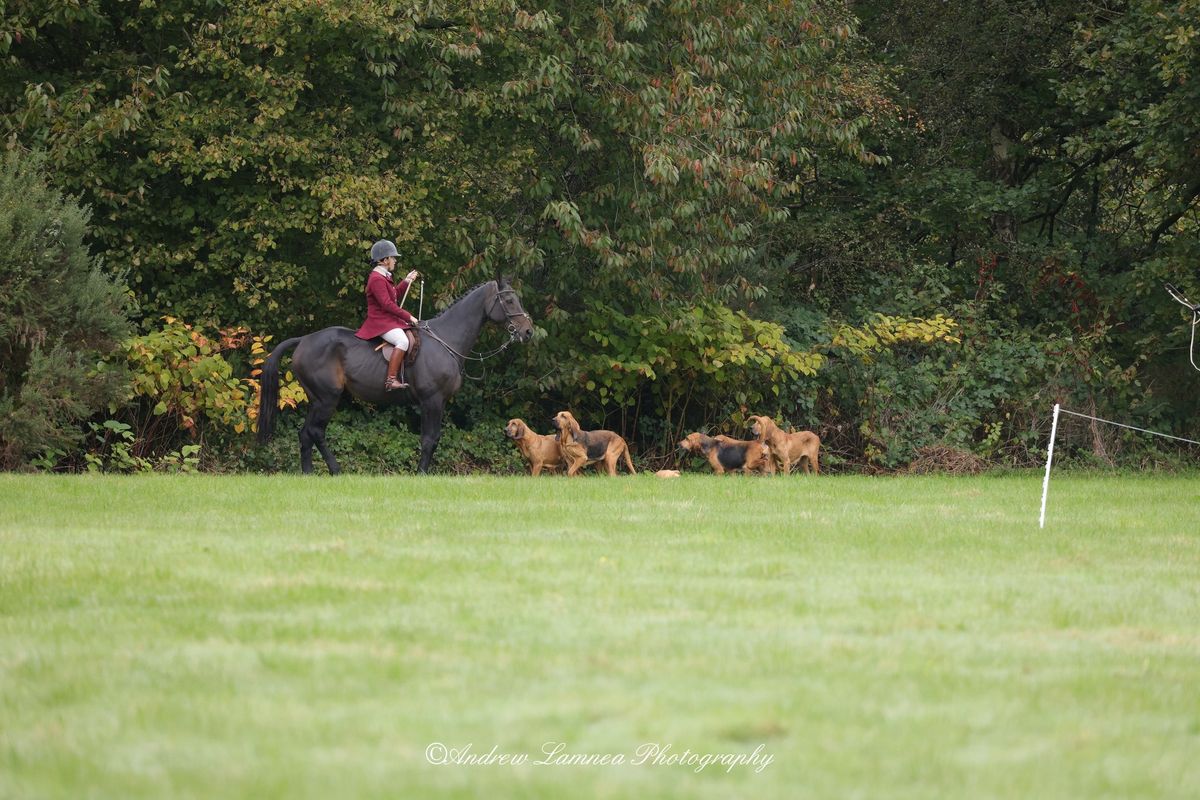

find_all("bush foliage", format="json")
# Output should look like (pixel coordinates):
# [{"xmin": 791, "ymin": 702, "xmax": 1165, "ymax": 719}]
[{"xmin": 0, "ymin": 151, "xmax": 132, "ymax": 469}]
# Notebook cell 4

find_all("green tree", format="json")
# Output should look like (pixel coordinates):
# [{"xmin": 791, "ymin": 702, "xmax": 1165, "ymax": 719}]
[
  {"xmin": 2, "ymin": 0, "xmax": 488, "ymax": 330},
  {"xmin": 0, "ymin": 150, "xmax": 132, "ymax": 469},
  {"xmin": 1044, "ymin": 0, "xmax": 1200, "ymax": 431},
  {"xmin": 479, "ymin": 1, "xmax": 885, "ymax": 305},
  {"xmin": 1, "ymin": 1, "xmax": 883, "ymax": 322},
  {"xmin": 827, "ymin": 1, "xmax": 1200, "ymax": 463}
]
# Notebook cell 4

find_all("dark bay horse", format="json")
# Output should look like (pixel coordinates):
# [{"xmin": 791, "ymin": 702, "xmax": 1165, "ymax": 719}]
[{"xmin": 257, "ymin": 279, "xmax": 534, "ymax": 473}]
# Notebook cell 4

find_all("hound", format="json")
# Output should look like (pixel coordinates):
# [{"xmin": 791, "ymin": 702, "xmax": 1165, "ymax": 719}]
[
  {"xmin": 551, "ymin": 411, "xmax": 636, "ymax": 476},
  {"xmin": 747, "ymin": 415, "xmax": 820, "ymax": 475},
  {"xmin": 504, "ymin": 418, "xmax": 564, "ymax": 476},
  {"xmin": 678, "ymin": 432, "xmax": 773, "ymax": 475}
]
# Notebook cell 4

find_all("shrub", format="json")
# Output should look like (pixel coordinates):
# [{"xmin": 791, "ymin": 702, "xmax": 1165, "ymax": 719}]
[
  {"xmin": 106, "ymin": 317, "xmax": 304, "ymax": 466},
  {"xmin": 81, "ymin": 419, "xmax": 201, "ymax": 474},
  {"xmin": 227, "ymin": 405, "xmax": 526, "ymax": 475},
  {"xmin": 533, "ymin": 301, "xmax": 824, "ymax": 452},
  {"xmin": 0, "ymin": 150, "xmax": 132, "ymax": 469}
]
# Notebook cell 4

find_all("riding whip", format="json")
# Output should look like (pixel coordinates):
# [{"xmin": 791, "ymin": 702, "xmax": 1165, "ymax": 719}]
[{"xmin": 398, "ymin": 268, "xmax": 417, "ymax": 307}]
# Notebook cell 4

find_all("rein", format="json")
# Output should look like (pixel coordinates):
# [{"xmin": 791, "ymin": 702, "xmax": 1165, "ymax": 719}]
[{"xmin": 420, "ymin": 286, "xmax": 529, "ymax": 381}]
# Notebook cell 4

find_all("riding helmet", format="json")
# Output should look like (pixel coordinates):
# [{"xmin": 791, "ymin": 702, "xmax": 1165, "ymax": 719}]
[{"xmin": 370, "ymin": 239, "xmax": 399, "ymax": 262}]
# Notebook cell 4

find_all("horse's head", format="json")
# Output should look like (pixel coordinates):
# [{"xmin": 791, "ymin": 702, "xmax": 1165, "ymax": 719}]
[{"xmin": 486, "ymin": 279, "xmax": 535, "ymax": 342}]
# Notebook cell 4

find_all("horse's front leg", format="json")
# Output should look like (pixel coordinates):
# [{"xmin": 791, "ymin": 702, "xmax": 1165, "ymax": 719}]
[{"xmin": 417, "ymin": 398, "xmax": 445, "ymax": 474}]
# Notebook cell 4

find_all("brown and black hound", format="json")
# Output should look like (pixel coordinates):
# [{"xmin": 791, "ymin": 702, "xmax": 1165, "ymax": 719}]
[
  {"xmin": 747, "ymin": 415, "xmax": 820, "ymax": 475},
  {"xmin": 551, "ymin": 411, "xmax": 636, "ymax": 476},
  {"xmin": 505, "ymin": 418, "xmax": 564, "ymax": 476},
  {"xmin": 678, "ymin": 432, "xmax": 773, "ymax": 475}
]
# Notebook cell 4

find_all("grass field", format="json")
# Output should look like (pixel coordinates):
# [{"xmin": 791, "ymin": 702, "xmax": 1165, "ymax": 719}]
[{"xmin": 2, "ymin": 473, "xmax": 1199, "ymax": 799}]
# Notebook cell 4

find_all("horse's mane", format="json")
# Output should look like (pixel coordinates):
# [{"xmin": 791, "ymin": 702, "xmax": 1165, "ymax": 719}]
[{"xmin": 425, "ymin": 279, "xmax": 497, "ymax": 323}]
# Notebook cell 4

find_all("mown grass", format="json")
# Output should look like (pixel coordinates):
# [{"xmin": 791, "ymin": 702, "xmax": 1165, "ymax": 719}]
[{"xmin": 1, "ymin": 473, "xmax": 1198, "ymax": 799}]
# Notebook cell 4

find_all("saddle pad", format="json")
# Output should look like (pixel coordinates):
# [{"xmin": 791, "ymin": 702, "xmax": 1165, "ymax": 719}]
[{"xmin": 373, "ymin": 330, "xmax": 421, "ymax": 366}]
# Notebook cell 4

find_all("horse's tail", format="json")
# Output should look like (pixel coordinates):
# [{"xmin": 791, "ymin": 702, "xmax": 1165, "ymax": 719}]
[{"xmin": 257, "ymin": 337, "xmax": 302, "ymax": 445}]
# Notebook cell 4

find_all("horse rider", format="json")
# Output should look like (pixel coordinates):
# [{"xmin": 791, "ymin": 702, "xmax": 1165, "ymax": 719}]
[{"xmin": 355, "ymin": 239, "xmax": 420, "ymax": 390}]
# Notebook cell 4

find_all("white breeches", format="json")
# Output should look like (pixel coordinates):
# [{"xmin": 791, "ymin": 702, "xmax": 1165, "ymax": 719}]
[{"xmin": 381, "ymin": 328, "xmax": 409, "ymax": 351}]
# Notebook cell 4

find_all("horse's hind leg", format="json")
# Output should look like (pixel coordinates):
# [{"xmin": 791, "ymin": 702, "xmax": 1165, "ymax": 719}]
[
  {"xmin": 299, "ymin": 392, "xmax": 342, "ymax": 475},
  {"xmin": 417, "ymin": 398, "xmax": 445, "ymax": 474}
]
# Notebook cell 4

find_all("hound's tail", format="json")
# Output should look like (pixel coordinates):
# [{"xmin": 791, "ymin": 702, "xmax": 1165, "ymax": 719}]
[
  {"xmin": 256, "ymin": 337, "xmax": 302, "ymax": 445},
  {"xmin": 622, "ymin": 443, "xmax": 637, "ymax": 475}
]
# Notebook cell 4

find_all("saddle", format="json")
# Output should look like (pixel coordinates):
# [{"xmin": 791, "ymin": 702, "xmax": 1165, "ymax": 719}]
[{"xmin": 373, "ymin": 329, "xmax": 421, "ymax": 366}]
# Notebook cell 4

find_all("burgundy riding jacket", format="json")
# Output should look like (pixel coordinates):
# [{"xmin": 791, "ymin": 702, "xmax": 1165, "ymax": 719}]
[{"xmin": 355, "ymin": 270, "xmax": 415, "ymax": 340}]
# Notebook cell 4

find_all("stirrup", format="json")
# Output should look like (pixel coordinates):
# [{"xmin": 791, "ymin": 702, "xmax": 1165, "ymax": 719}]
[{"xmin": 384, "ymin": 377, "xmax": 409, "ymax": 391}]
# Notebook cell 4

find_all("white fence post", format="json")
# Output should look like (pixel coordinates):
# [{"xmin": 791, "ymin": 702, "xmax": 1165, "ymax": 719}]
[{"xmin": 1039, "ymin": 403, "xmax": 1061, "ymax": 529}]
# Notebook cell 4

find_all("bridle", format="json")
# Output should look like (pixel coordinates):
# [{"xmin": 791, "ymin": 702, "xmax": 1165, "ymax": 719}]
[{"xmin": 485, "ymin": 286, "xmax": 533, "ymax": 338}]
